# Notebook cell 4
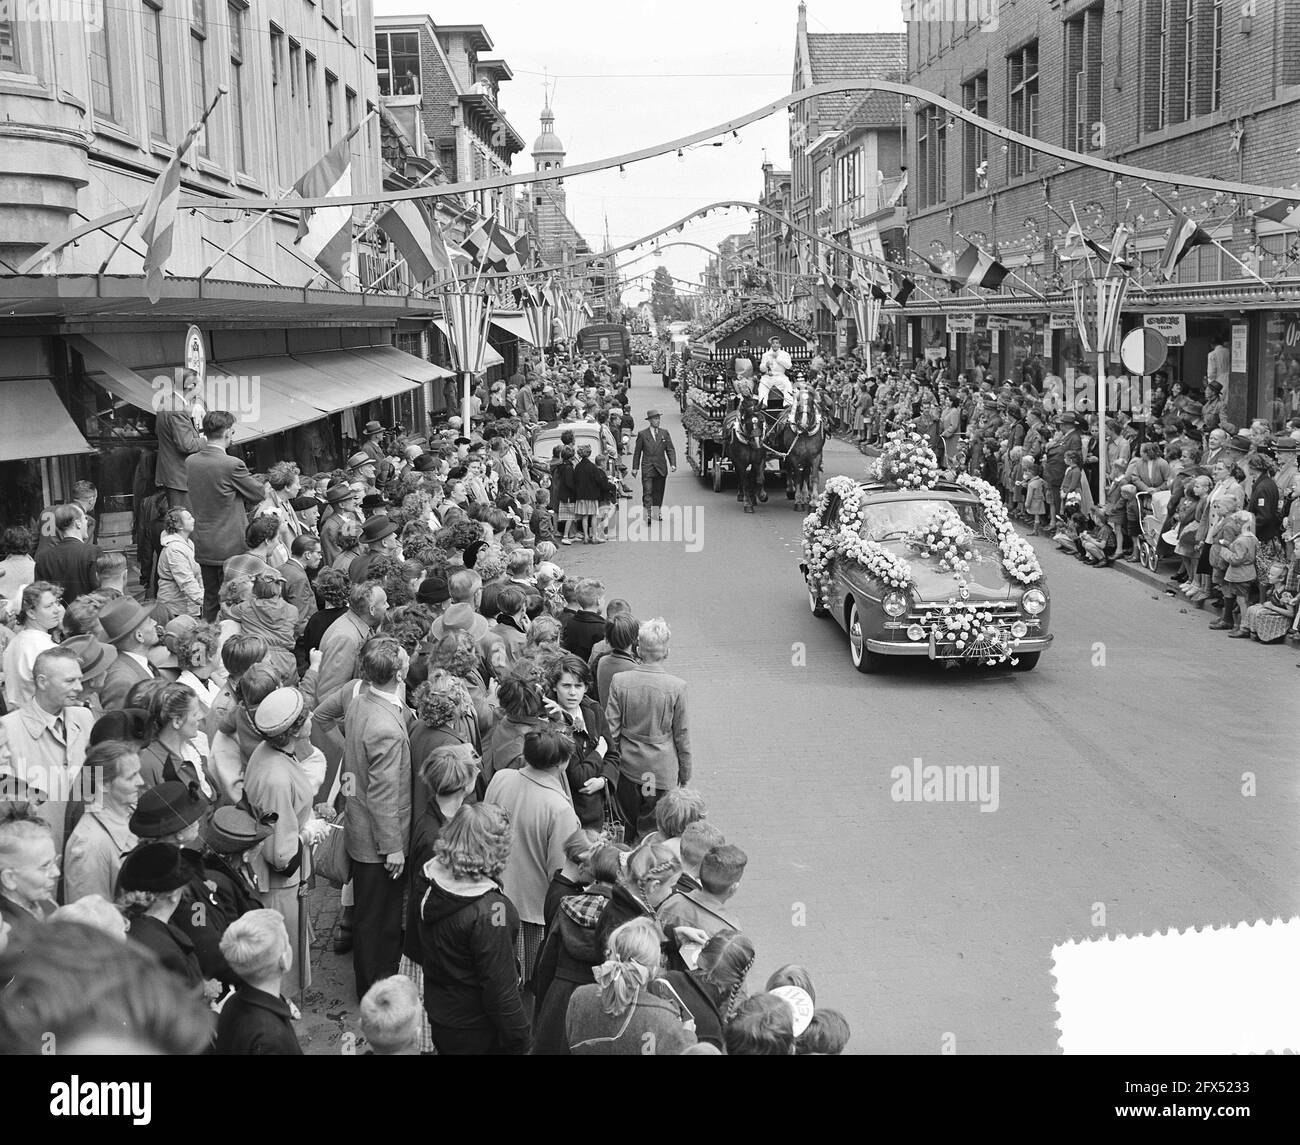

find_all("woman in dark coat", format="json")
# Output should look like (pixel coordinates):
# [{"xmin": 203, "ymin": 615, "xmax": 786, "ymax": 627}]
[
  {"xmin": 116, "ymin": 842, "xmax": 207, "ymax": 992},
  {"xmin": 554, "ymin": 447, "xmax": 578, "ymax": 545},
  {"xmin": 401, "ymin": 742, "xmax": 478, "ymax": 1054},
  {"xmin": 546, "ymin": 655, "xmax": 619, "ymax": 830},
  {"xmin": 418, "ymin": 803, "xmax": 530, "ymax": 1055},
  {"xmin": 662, "ymin": 928, "xmax": 755, "ymax": 1052}
]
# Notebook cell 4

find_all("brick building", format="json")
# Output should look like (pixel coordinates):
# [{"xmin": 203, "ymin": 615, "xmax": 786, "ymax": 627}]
[{"xmin": 903, "ymin": 0, "xmax": 1300, "ymax": 431}]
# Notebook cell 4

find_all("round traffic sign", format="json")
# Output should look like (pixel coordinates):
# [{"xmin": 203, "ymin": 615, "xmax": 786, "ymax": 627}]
[{"xmin": 1120, "ymin": 327, "xmax": 1167, "ymax": 375}]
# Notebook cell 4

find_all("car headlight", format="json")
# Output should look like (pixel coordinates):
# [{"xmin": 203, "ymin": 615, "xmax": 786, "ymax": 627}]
[
  {"xmin": 1022, "ymin": 589, "xmax": 1047, "ymax": 615},
  {"xmin": 882, "ymin": 591, "xmax": 909, "ymax": 617}
]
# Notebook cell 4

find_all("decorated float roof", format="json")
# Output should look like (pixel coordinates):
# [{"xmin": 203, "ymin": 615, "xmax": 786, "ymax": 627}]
[{"xmin": 691, "ymin": 302, "xmax": 815, "ymax": 351}]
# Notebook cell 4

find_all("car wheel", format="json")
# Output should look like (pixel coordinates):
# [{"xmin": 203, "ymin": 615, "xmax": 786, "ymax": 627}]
[
  {"xmin": 847, "ymin": 600, "xmax": 882, "ymax": 673},
  {"xmin": 1011, "ymin": 651, "xmax": 1041, "ymax": 672},
  {"xmin": 807, "ymin": 575, "xmax": 829, "ymax": 618}
]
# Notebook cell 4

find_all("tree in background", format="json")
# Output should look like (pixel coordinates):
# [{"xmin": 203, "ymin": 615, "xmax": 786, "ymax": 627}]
[{"xmin": 650, "ymin": 265, "xmax": 677, "ymax": 322}]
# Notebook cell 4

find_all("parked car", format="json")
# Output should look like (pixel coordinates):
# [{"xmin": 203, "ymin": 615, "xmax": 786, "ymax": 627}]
[{"xmin": 801, "ymin": 480, "xmax": 1053, "ymax": 673}]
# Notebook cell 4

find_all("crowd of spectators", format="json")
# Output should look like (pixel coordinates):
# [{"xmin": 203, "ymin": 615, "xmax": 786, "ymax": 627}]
[{"xmin": 0, "ymin": 345, "xmax": 848, "ymax": 1054}]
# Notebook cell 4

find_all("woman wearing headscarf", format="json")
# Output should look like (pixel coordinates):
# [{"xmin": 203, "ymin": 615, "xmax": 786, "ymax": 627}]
[{"xmin": 564, "ymin": 916, "xmax": 698, "ymax": 1054}]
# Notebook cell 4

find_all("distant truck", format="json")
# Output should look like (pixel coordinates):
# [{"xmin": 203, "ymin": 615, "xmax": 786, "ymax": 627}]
[{"xmin": 577, "ymin": 323, "xmax": 632, "ymax": 381}]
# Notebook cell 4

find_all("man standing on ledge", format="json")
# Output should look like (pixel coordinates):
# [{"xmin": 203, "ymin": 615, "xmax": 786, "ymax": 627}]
[{"xmin": 631, "ymin": 410, "xmax": 676, "ymax": 522}]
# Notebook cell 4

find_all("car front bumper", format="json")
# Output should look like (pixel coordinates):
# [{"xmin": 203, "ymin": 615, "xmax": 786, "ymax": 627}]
[{"xmin": 865, "ymin": 633, "xmax": 1054, "ymax": 657}]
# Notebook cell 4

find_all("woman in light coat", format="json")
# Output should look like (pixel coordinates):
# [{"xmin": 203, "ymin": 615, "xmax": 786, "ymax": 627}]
[{"xmin": 155, "ymin": 509, "xmax": 203, "ymax": 619}]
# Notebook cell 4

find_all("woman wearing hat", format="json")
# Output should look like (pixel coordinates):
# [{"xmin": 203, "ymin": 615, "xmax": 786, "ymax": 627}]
[
  {"xmin": 117, "ymin": 841, "xmax": 208, "ymax": 991},
  {"xmin": 242, "ymin": 687, "xmax": 329, "ymax": 991}
]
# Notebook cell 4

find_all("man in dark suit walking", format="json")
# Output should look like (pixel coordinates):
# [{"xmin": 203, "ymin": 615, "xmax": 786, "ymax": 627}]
[
  {"xmin": 186, "ymin": 411, "xmax": 265, "ymax": 620},
  {"xmin": 631, "ymin": 410, "xmax": 676, "ymax": 521}
]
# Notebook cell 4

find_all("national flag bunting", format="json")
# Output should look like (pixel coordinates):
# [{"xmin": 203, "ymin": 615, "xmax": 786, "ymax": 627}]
[
  {"xmin": 462, "ymin": 217, "xmax": 518, "ymax": 273},
  {"xmin": 820, "ymin": 274, "xmax": 843, "ymax": 319},
  {"xmin": 1252, "ymin": 195, "xmax": 1300, "ymax": 230},
  {"xmin": 911, "ymin": 249, "xmax": 961, "ymax": 293},
  {"xmin": 137, "ymin": 108, "xmax": 215, "ymax": 303},
  {"xmin": 1158, "ymin": 211, "xmax": 1214, "ymax": 280},
  {"xmin": 294, "ymin": 128, "xmax": 364, "ymax": 281},
  {"xmin": 376, "ymin": 198, "xmax": 466, "ymax": 282},
  {"xmin": 1084, "ymin": 224, "xmax": 1134, "ymax": 272},
  {"xmin": 954, "ymin": 242, "xmax": 1009, "ymax": 290}
]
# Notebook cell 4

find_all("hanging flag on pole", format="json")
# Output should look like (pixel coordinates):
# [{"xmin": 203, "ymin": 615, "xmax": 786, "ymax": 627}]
[
  {"xmin": 1060, "ymin": 222, "xmax": 1086, "ymax": 259},
  {"xmin": 886, "ymin": 170, "xmax": 908, "ymax": 207},
  {"xmin": 954, "ymin": 242, "xmax": 1009, "ymax": 290},
  {"xmin": 1084, "ymin": 224, "xmax": 1134, "ymax": 272},
  {"xmin": 293, "ymin": 119, "xmax": 369, "ymax": 281},
  {"xmin": 820, "ymin": 273, "xmax": 844, "ymax": 319},
  {"xmin": 461, "ymin": 217, "xmax": 516, "ymax": 273},
  {"xmin": 910, "ymin": 248, "xmax": 961, "ymax": 293},
  {"xmin": 376, "ymin": 199, "xmax": 441, "ymax": 282},
  {"xmin": 1158, "ymin": 211, "xmax": 1214, "ymax": 279},
  {"xmin": 137, "ymin": 86, "xmax": 228, "ymax": 303},
  {"xmin": 1252, "ymin": 195, "xmax": 1300, "ymax": 230}
]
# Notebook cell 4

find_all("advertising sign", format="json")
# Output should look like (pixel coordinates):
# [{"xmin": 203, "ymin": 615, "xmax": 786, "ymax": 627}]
[{"xmin": 1143, "ymin": 314, "xmax": 1186, "ymax": 347}]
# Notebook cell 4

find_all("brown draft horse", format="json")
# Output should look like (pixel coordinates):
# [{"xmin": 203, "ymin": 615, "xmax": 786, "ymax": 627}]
[{"xmin": 727, "ymin": 398, "xmax": 768, "ymax": 513}]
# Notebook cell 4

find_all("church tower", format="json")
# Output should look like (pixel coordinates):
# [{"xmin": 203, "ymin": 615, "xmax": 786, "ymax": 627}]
[{"xmin": 529, "ymin": 96, "xmax": 572, "ymax": 264}]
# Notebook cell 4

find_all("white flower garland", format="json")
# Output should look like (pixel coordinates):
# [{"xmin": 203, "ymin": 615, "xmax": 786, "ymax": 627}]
[
  {"xmin": 954, "ymin": 473, "xmax": 1045, "ymax": 585},
  {"xmin": 802, "ymin": 476, "xmax": 913, "ymax": 609},
  {"xmin": 906, "ymin": 505, "xmax": 976, "ymax": 579}
]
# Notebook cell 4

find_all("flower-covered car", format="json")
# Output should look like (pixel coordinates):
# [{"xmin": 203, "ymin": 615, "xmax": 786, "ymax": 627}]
[{"xmin": 800, "ymin": 471, "xmax": 1054, "ymax": 674}]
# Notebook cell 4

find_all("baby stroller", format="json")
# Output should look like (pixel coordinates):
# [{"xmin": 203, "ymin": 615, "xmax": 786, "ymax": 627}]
[{"xmin": 1134, "ymin": 489, "xmax": 1172, "ymax": 571}]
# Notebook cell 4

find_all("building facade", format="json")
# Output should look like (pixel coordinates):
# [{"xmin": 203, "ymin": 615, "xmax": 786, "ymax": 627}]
[
  {"xmin": 789, "ymin": 4, "xmax": 906, "ymax": 344},
  {"xmin": 0, "ymin": 1, "xmax": 452, "ymax": 530},
  {"xmin": 903, "ymin": 0, "xmax": 1300, "ymax": 432},
  {"xmin": 756, "ymin": 162, "xmax": 794, "ymax": 313}
]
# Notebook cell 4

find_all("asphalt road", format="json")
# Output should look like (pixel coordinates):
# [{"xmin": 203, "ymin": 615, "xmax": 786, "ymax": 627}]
[{"xmin": 300, "ymin": 365, "xmax": 1297, "ymax": 1054}]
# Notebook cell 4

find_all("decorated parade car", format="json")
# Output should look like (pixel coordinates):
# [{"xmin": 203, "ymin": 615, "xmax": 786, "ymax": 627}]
[{"xmin": 800, "ymin": 433, "xmax": 1053, "ymax": 674}]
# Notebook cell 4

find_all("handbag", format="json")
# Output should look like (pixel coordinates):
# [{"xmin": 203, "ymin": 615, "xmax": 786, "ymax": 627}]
[
  {"xmin": 601, "ymin": 786, "xmax": 626, "ymax": 846},
  {"xmin": 312, "ymin": 823, "xmax": 352, "ymax": 888}
]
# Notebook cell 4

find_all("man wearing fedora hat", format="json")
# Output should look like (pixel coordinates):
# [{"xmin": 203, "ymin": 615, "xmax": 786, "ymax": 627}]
[
  {"xmin": 97, "ymin": 596, "xmax": 162, "ymax": 712},
  {"xmin": 187, "ymin": 410, "xmax": 267, "ymax": 622},
  {"xmin": 348, "ymin": 516, "xmax": 402, "ymax": 584},
  {"xmin": 631, "ymin": 410, "xmax": 676, "ymax": 522},
  {"xmin": 320, "ymin": 484, "xmax": 363, "ymax": 566},
  {"xmin": 361, "ymin": 420, "xmax": 387, "ymax": 463},
  {"xmin": 60, "ymin": 633, "xmax": 117, "ymax": 718},
  {"xmin": 0, "ymin": 646, "xmax": 94, "ymax": 861},
  {"xmin": 346, "ymin": 452, "xmax": 379, "ymax": 491}
]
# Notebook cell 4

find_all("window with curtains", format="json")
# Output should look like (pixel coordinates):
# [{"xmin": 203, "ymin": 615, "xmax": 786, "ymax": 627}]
[
  {"xmin": 962, "ymin": 73, "xmax": 988, "ymax": 193},
  {"xmin": 190, "ymin": 0, "xmax": 218, "ymax": 159},
  {"xmin": 88, "ymin": 11, "xmax": 119, "ymax": 124},
  {"xmin": 1008, "ymin": 42, "xmax": 1038, "ymax": 176},
  {"xmin": 228, "ymin": 3, "xmax": 248, "ymax": 172},
  {"xmin": 270, "ymin": 25, "xmax": 288, "ymax": 185},
  {"xmin": 144, "ymin": 2, "xmax": 167, "ymax": 139},
  {"xmin": 917, "ymin": 106, "xmax": 947, "ymax": 208},
  {"xmin": 326, "ymin": 71, "xmax": 338, "ymax": 145},
  {"xmin": 1065, "ymin": 7, "xmax": 1104, "ymax": 152}
]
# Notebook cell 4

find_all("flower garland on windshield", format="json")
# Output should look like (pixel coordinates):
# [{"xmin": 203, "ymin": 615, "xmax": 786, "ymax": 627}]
[
  {"xmin": 906, "ymin": 505, "xmax": 976, "ymax": 578},
  {"xmin": 953, "ymin": 473, "xmax": 1044, "ymax": 586},
  {"xmin": 802, "ymin": 476, "xmax": 913, "ymax": 609}
]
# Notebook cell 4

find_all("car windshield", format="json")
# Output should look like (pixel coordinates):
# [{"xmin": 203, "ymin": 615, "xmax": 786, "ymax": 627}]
[{"xmin": 858, "ymin": 499, "xmax": 986, "ymax": 542}]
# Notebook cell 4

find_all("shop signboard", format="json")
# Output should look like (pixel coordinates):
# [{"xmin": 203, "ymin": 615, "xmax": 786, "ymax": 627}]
[
  {"xmin": 985, "ymin": 316, "xmax": 1009, "ymax": 330},
  {"xmin": 925, "ymin": 346, "xmax": 948, "ymax": 361},
  {"xmin": 1231, "ymin": 324, "xmax": 1248, "ymax": 373},
  {"xmin": 1049, "ymin": 313, "xmax": 1073, "ymax": 330},
  {"xmin": 947, "ymin": 314, "xmax": 976, "ymax": 333},
  {"xmin": 1143, "ymin": 313, "xmax": 1186, "ymax": 347}
]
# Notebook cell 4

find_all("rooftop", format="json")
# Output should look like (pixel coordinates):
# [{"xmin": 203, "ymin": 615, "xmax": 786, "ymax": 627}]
[{"xmin": 805, "ymin": 32, "xmax": 905, "ymax": 124}]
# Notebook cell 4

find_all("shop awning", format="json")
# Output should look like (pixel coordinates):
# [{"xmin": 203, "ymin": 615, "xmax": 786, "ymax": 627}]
[
  {"xmin": 0, "ymin": 379, "xmax": 95, "ymax": 461},
  {"xmin": 204, "ymin": 357, "xmax": 330, "ymax": 444},
  {"xmin": 489, "ymin": 312, "xmax": 537, "ymax": 345},
  {"xmin": 65, "ymin": 333, "xmax": 160, "ymax": 411},
  {"xmin": 431, "ymin": 320, "xmax": 506, "ymax": 368}
]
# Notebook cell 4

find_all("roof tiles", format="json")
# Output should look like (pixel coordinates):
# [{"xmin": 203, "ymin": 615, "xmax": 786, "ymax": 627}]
[{"xmin": 805, "ymin": 32, "xmax": 905, "ymax": 125}]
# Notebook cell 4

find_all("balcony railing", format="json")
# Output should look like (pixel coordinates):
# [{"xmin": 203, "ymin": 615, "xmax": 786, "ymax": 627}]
[{"xmin": 829, "ymin": 177, "xmax": 908, "ymax": 231}]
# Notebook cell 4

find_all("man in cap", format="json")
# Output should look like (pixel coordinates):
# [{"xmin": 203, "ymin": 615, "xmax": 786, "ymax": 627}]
[
  {"xmin": 348, "ymin": 516, "xmax": 402, "ymax": 584},
  {"xmin": 97, "ymin": 596, "xmax": 162, "ymax": 712},
  {"xmin": 631, "ymin": 410, "xmax": 676, "ymax": 522},
  {"xmin": 0, "ymin": 646, "xmax": 94, "ymax": 859},
  {"xmin": 289, "ymin": 493, "xmax": 324, "ymax": 537},
  {"xmin": 187, "ymin": 411, "xmax": 266, "ymax": 621}
]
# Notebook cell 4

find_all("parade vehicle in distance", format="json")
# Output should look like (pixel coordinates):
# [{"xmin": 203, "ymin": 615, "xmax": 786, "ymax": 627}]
[
  {"xmin": 577, "ymin": 323, "xmax": 632, "ymax": 381},
  {"xmin": 801, "ymin": 434, "xmax": 1053, "ymax": 674},
  {"xmin": 680, "ymin": 303, "xmax": 814, "ymax": 492}
]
